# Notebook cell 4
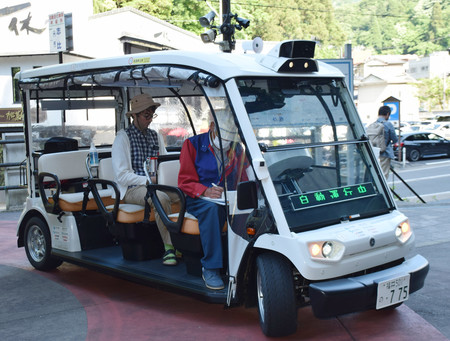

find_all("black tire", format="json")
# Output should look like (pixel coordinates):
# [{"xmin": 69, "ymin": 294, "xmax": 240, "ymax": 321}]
[
  {"xmin": 24, "ymin": 217, "xmax": 62, "ymax": 271},
  {"xmin": 256, "ymin": 252, "xmax": 297, "ymax": 337},
  {"xmin": 408, "ymin": 149, "xmax": 420, "ymax": 162}
]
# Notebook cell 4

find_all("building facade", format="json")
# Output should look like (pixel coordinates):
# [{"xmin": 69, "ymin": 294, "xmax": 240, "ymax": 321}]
[
  {"xmin": 355, "ymin": 55, "xmax": 420, "ymax": 124},
  {"xmin": 0, "ymin": 0, "xmax": 214, "ymax": 208},
  {"xmin": 408, "ymin": 51, "xmax": 450, "ymax": 80}
]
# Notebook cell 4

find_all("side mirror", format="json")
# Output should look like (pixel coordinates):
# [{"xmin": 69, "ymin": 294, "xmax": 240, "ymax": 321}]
[{"xmin": 237, "ymin": 181, "xmax": 258, "ymax": 210}]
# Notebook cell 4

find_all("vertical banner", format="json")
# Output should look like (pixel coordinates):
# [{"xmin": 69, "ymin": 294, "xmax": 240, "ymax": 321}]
[{"xmin": 49, "ymin": 12, "xmax": 66, "ymax": 52}]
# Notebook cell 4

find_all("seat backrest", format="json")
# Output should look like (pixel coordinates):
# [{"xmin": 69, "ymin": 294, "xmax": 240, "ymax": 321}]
[
  {"xmin": 97, "ymin": 157, "xmax": 179, "ymax": 187},
  {"xmin": 38, "ymin": 149, "xmax": 90, "ymax": 180},
  {"xmin": 99, "ymin": 157, "xmax": 114, "ymax": 181},
  {"xmin": 158, "ymin": 160, "xmax": 180, "ymax": 187}
]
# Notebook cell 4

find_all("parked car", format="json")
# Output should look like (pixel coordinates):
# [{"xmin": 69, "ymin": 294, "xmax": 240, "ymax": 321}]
[
  {"xmin": 394, "ymin": 131, "xmax": 450, "ymax": 161},
  {"xmin": 431, "ymin": 123, "xmax": 450, "ymax": 139}
]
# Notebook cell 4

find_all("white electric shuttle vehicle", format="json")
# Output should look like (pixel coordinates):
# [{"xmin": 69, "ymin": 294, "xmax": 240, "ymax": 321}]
[{"xmin": 16, "ymin": 40, "xmax": 429, "ymax": 337}]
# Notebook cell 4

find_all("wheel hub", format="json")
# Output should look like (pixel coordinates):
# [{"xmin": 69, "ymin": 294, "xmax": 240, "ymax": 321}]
[{"xmin": 27, "ymin": 225, "xmax": 46, "ymax": 262}]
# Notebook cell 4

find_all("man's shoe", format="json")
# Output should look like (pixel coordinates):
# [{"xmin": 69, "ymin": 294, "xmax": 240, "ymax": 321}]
[
  {"xmin": 202, "ymin": 268, "xmax": 224, "ymax": 290},
  {"xmin": 162, "ymin": 249, "xmax": 177, "ymax": 266}
]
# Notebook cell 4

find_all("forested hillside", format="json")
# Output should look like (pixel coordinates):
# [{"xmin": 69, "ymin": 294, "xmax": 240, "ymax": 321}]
[
  {"xmin": 94, "ymin": 0, "xmax": 449, "ymax": 57},
  {"xmin": 333, "ymin": 0, "xmax": 449, "ymax": 55}
]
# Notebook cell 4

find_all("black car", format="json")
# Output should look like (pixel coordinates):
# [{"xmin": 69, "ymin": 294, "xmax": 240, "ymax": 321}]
[{"xmin": 394, "ymin": 131, "xmax": 450, "ymax": 161}]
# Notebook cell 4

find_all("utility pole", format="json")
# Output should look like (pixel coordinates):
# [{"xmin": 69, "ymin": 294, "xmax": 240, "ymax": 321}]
[
  {"xmin": 220, "ymin": 0, "xmax": 232, "ymax": 53},
  {"xmin": 198, "ymin": 0, "xmax": 249, "ymax": 53}
]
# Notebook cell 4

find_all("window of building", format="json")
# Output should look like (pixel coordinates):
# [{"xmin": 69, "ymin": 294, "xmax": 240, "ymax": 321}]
[{"xmin": 11, "ymin": 67, "xmax": 21, "ymax": 103}]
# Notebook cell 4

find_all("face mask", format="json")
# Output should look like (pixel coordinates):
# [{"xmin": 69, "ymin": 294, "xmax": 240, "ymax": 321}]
[{"xmin": 213, "ymin": 136, "xmax": 231, "ymax": 150}]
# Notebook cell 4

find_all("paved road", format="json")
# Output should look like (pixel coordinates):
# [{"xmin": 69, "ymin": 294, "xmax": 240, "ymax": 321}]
[
  {"xmin": 0, "ymin": 202, "xmax": 448, "ymax": 340},
  {"xmin": 398, "ymin": 200, "xmax": 450, "ymax": 338},
  {"xmin": 390, "ymin": 159, "xmax": 450, "ymax": 202}
]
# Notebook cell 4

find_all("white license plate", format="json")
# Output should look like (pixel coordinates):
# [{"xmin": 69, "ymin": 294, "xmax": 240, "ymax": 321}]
[{"xmin": 376, "ymin": 274, "xmax": 410, "ymax": 309}]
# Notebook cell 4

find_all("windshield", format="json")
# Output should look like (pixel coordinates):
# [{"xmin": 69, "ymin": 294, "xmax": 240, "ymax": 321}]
[{"xmin": 237, "ymin": 77, "xmax": 390, "ymax": 231}]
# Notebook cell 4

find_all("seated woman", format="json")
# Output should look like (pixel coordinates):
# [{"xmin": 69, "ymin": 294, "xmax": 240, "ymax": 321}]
[{"xmin": 178, "ymin": 113, "xmax": 249, "ymax": 290}]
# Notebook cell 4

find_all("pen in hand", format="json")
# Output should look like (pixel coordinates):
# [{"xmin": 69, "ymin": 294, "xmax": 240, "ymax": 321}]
[{"xmin": 206, "ymin": 182, "xmax": 223, "ymax": 199}]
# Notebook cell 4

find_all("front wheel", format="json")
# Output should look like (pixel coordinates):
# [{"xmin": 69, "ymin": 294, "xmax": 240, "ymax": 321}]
[
  {"xmin": 24, "ymin": 216, "xmax": 62, "ymax": 271},
  {"xmin": 256, "ymin": 252, "xmax": 297, "ymax": 337}
]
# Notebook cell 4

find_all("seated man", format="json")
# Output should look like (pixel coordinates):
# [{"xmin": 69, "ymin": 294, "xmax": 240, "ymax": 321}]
[
  {"xmin": 178, "ymin": 114, "xmax": 249, "ymax": 290},
  {"xmin": 112, "ymin": 93, "xmax": 177, "ymax": 266}
]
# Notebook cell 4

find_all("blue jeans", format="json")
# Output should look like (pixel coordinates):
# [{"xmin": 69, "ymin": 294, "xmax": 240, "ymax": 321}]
[{"xmin": 185, "ymin": 196, "xmax": 227, "ymax": 269}]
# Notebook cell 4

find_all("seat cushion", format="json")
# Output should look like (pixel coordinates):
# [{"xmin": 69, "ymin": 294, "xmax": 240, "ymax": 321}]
[
  {"xmin": 106, "ymin": 203, "xmax": 146, "ymax": 224},
  {"xmin": 105, "ymin": 201, "xmax": 181, "ymax": 224},
  {"xmin": 49, "ymin": 189, "xmax": 115, "ymax": 212},
  {"xmin": 169, "ymin": 212, "xmax": 227, "ymax": 235},
  {"xmin": 169, "ymin": 212, "xmax": 200, "ymax": 235}
]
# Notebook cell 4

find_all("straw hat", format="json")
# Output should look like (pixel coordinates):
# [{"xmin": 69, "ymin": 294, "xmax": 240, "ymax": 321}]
[{"xmin": 126, "ymin": 94, "xmax": 161, "ymax": 117}]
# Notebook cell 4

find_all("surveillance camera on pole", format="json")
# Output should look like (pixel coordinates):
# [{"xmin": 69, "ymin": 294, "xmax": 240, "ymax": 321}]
[
  {"xmin": 197, "ymin": 0, "xmax": 250, "ymax": 53},
  {"xmin": 235, "ymin": 17, "xmax": 250, "ymax": 29},
  {"xmin": 199, "ymin": 10, "xmax": 216, "ymax": 28},
  {"xmin": 200, "ymin": 29, "xmax": 217, "ymax": 43}
]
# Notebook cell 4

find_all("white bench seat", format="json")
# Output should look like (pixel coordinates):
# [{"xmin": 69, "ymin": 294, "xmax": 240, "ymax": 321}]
[
  {"xmin": 49, "ymin": 189, "xmax": 115, "ymax": 212},
  {"xmin": 38, "ymin": 149, "xmax": 113, "ymax": 212},
  {"xmin": 106, "ymin": 203, "xmax": 145, "ymax": 224},
  {"xmin": 99, "ymin": 158, "xmax": 182, "ymax": 224},
  {"xmin": 168, "ymin": 212, "xmax": 227, "ymax": 235}
]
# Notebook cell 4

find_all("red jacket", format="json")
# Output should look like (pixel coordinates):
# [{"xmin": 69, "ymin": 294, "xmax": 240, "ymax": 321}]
[{"xmin": 178, "ymin": 132, "xmax": 249, "ymax": 198}]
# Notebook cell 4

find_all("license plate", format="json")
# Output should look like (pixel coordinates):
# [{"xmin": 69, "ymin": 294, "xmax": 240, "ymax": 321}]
[{"xmin": 376, "ymin": 274, "xmax": 410, "ymax": 309}]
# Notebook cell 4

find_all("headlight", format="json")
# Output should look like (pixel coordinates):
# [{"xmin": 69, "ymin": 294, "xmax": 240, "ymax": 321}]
[
  {"xmin": 308, "ymin": 241, "xmax": 344, "ymax": 261},
  {"xmin": 395, "ymin": 220, "xmax": 412, "ymax": 243},
  {"xmin": 322, "ymin": 241, "xmax": 333, "ymax": 258}
]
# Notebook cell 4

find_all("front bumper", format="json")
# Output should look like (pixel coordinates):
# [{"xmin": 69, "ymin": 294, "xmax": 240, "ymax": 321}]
[{"xmin": 309, "ymin": 254, "xmax": 429, "ymax": 318}]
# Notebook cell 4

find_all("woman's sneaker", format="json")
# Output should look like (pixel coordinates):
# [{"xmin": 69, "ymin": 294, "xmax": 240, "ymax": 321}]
[{"xmin": 202, "ymin": 268, "xmax": 224, "ymax": 290}]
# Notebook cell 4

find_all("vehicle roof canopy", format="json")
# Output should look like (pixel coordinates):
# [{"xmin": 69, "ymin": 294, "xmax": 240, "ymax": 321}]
[{"xmin": 17, "ymin": 41, "xmax": 345, "ymax": 87}]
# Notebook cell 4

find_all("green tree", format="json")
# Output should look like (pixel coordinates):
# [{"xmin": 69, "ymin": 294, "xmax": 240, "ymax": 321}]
[
  {"xmin": 93, "ymin": 0, "xmax": 117, "ymax": 13},
  {"xmin": 94, "ymin": 0, "xmax": 346, "ymax": 56},
  {"xmin": 170, "ymin": 0, "xmax": 206, "ymax": 35},
  {"xmin": 429, "ymin": 1, "xmax": 443, "ymax": 41},
  {"xmin": 113, "ymin": 0, "xmax": 173, "ymax": 18},
  {"xmin": 334, "ymin": 0, "xmax": 449, "ymax": 56},
  {"xmin": 415, "ymin": 77, "xmax": 450, "ymax": 111}
]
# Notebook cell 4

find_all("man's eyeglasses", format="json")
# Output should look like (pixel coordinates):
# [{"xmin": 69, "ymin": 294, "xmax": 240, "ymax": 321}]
[{"xmin": 139, "ymin": 107, "xmax": 157, "ymax": 120}]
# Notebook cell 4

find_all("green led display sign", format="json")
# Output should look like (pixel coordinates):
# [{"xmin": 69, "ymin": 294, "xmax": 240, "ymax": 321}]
[{"xmin": 290, "ymin": 183, "xmax": 376, "ymax": 210}]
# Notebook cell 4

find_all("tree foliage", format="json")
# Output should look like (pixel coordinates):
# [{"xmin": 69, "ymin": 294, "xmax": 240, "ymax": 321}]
[
  {"xmin": 334, "ymin": 0, "xmax": 449, "ymax": 55},
  {"xmin": 93, "ymin": 0, "xmax": 449, "ymax": 57},
  {"xmin": 94, "ymin": 0, "xmax": 346, "ymax": 57},
  {"xmin": 94, "ymin": 0, "xmax": 173, "ymax": 17},
  {"xmin": 414, "ymin": 77, "xmax": 450, "ymax": 111}
]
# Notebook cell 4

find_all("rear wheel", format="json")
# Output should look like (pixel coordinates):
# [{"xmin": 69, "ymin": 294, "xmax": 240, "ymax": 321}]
[
  {"xmin": 408, "ymin": 149, "xmax": 420, "ymax": 162},
  {"xmin": 256, "ymin": 252, "xmax": 297, "ymax": 337},
  {"xmin": 24, "ymin": 216, "xmax": 62, "ymax": 270}
]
